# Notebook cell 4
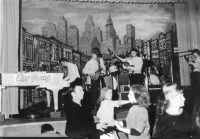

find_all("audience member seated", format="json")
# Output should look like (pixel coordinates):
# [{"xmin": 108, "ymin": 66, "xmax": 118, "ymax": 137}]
[
  {"xmin": 191, "ymin": 97, "xmax": 200, "ymax": 137},
  {"xmin": 64, "ymin": 85, "xmax": 109, "ymax": 139},
  {"xmin": 39, "ymin": 123, "xmax": 65, "ymax": 137},
  {"xmin": 114, "ymin": 85, "xmax": 151, "ymax": 139},
  {"xmin": 152, "ymin": 85, "xmax": 167, "ymax": 136},
  {"xmin": 153, "ymin": 83, "xmax": 191, "ymax": 137}
]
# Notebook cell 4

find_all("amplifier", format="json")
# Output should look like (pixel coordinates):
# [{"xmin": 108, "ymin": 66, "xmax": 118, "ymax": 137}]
[
  {"xmin": 118, "ymin": 73, "xmax": 129, "ymax": 85},
  {"xmin": 120, "ymin": 85, "xmax": 130, "ymax": 92},
  {"xmin": 120, "ymin": 91, "xmax": 129, "ymax": 100},
  {"xmin": 148, "ymin": 86, "xmax": 162, "ymax": 105}
]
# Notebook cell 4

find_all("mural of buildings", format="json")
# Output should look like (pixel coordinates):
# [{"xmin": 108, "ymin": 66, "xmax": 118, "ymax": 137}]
[
  {"xmin": 136, "ymin": 39, "xmax": 144, "ymax": 56},
  {"xmin": 50, "ymin": 38, "xmax": 62, "ymax": 70},
  {"xmin": 106, "ymin": 13, "xmax": 116, "ymax": 40},
  {"xmin": 116, "ymin": 39, "xmax": 126, "ymax": 56},
  {"xmin": 124, "ymin": 24, "xmax": 136, "ymax": 53},
  {"xmin": 22, "ymin": 27, "xmax": 34, "ymax": 71},
  {"xmin": 150, "ymin": 39, "xmax": 160, "ymax": 66},
  {"xmin": 79, "ymin": 15, "xmax": 102, "ymax": 55},
  {"xmin": 56, "ymin": 16, "xmax": 68, "ymax": 44},
  {"xmin": 42, "ymin": 21, "xmax": 57, "ymax": 38},
  {"xmin": 61, "ymin": 42, "xmax": 73, "ymax": 63},
  {"xmin": 68, "ymin": 25, "xmax": 79, "ymax": 50},
  {"xmin": 34, "ymin": 35, "xmax": 51, "ymax": 71},
  {"xmin": 139, "ymin": 25, "xmax": 179, "ymax": 83},
  {"xmin": 101, "ymin": 14, "xmax": 117, "ymax": 55},
  {"xmin": 143, "ymin": 40, "xmax": 151, "ymax": 60}
]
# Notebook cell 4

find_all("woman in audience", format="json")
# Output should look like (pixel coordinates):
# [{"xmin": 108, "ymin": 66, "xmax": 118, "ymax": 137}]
[
  {"xmin": 64, "ymin": 85, "xmax": 108, "ymax": 139},
  {"xmin": 153, "ymin": 83, "xmax": 191, "ymax": 137},
  {"xmin": 114, "ymin": 85, "xmax": 151, "ymax": 139},
  {"xmin": 97, "ymin": 87, "xmax": 130, "ymax": 139}
]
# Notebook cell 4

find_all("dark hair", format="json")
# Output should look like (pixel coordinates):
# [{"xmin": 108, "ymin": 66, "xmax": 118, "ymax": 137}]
[
  {"xmin": 131, "ymin": 48, "xmax": 139, "ymax": 55},
  {"xmin": 66, "ymin": 85, "xmax": 83, "ymax": 101},
  {"xmin": 41, "ymin": 124, "xmax": 54, "ymax": 133},
  {"xmin": 192, "ymin": 49, "xmax": 200, "ymax": 56},
  {"xmin": 92, "ymin": 47, "xmax": 102, "ymax": 58},
  {"xmin": 130, "ymin": 85, "xmax": 151, "ymax": 108},
  {"xmin": 59, "ymin": 57, "xmax": 68, "ymax": 64}
]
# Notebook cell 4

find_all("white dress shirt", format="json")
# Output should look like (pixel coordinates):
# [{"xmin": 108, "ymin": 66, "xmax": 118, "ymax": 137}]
[
  {"xmin": 82, "ymin": 58, "xmax": 106, "ymax": 75},
  {"xmin": 64, "ymin": 62, "xmax": 80, "ymax": 83}
]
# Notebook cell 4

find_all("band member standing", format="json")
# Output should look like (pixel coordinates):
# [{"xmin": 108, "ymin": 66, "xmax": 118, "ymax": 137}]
[
  {"xmin": 82, "ymin": 47, "xmax": 106, "ymax": 111},
  {"xmin": 185, "ymin": 49, "xmax": 200, "ymax": 97},
  {"xmin": 117, "ymin": 48, "xmax": 144, "ymax": 85}
]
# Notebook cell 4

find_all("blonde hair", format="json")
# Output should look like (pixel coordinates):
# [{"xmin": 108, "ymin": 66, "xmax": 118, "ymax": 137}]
[
  {"xmin": 162, "ymin": 83, "xmax": 182, "ymax": 110},
  {"xmin": 99, "ymin": 87, "xmax": 112, "ymax": 101},
  {"xmin": 162, "ymin": 83, "xmax": 177, "ymax": 95}
]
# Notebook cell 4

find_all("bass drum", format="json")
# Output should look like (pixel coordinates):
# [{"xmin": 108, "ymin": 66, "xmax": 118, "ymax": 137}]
[{"xmin": 145, "ymin": 74, "xmax": 160, "ymax": 87}]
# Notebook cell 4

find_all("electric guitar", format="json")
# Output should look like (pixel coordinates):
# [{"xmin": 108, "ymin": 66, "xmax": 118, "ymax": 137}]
[
  {"xmin": 90, "ymin": 69, "xmax": 101, "ymax": 80},
  {"xmin": 107, "ymin": 48, "xmax": 135, "ymax": 69}
]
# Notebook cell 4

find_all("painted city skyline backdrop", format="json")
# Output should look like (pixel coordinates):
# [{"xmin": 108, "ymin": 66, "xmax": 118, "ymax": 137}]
[{"xmin": 22, "ymin": 0, "xmax": 175, "ymax": 41}]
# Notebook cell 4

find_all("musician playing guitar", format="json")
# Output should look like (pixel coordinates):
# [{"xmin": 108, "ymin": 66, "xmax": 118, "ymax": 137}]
[
  {"xmin": 111, "ymin": 48, "xmax": 144, "ymax": 85},
  {"xmin": 83, "ymin": 47, "xmax": 106, "ymax": 112}
]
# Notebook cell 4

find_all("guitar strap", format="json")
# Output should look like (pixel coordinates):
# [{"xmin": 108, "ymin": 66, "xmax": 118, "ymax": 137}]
[
  {"xmin": 97, "ymin": 58, "xmax": 106, "ymax": 88},
  {"xmin": 97, "ymin": 58, "xmax": 101, "ymax": 71}
]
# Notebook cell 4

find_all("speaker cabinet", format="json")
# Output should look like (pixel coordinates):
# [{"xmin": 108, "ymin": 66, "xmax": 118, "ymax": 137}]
[
  {"xmin": 120, "ymin": 91, "xmax": 129, "ymax": 100},
  {"xmin": 148, "ymin": 86, "xmax": 162, "ymax": 105}
]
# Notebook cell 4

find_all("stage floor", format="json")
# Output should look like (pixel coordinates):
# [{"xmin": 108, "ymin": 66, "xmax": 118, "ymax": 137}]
[
  {"xmin": 0, "ymin": 107, "xmax": 129, "ymax": 137},
  {"xmin": 0, "ymin": 117, "xmax": 67, "ymax": 137}
]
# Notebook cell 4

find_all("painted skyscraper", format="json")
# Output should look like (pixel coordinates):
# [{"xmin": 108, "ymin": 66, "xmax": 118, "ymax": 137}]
[
  {"xmin": 42, "ymin": 21, "xmax": 57, "ymax": 38},
  {"xmin": 101, "ymin": 13, "xmax": 117, "ymax": 54},
  {"xmin": 106, "ymin": 13, "xmax": 116, "ymax": 40},
  {"xmin": 68, "ymin": 25, "xmax": 79, "ymax": 50},
  {"xmin": 56, "ymin": 16, "xmax": 68, "ymax": 44},
  {"xmin": 79, "ymin": 15, "xmax": 102, "ymax": 55},
  {"xmin": 124, "ymin": 24, "xmax": 136, "ymax": 52}
]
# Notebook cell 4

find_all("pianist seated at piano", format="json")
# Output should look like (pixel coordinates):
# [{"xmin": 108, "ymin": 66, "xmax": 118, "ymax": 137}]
[{"xmin": 59, "ymin": 57, "xmax": 82, "ymax": 88}]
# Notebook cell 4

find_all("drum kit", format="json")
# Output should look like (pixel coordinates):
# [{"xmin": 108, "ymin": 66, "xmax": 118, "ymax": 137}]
[{"xmin": 85, "ymin": 57, "xmax": 161, "ymax": 91}]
